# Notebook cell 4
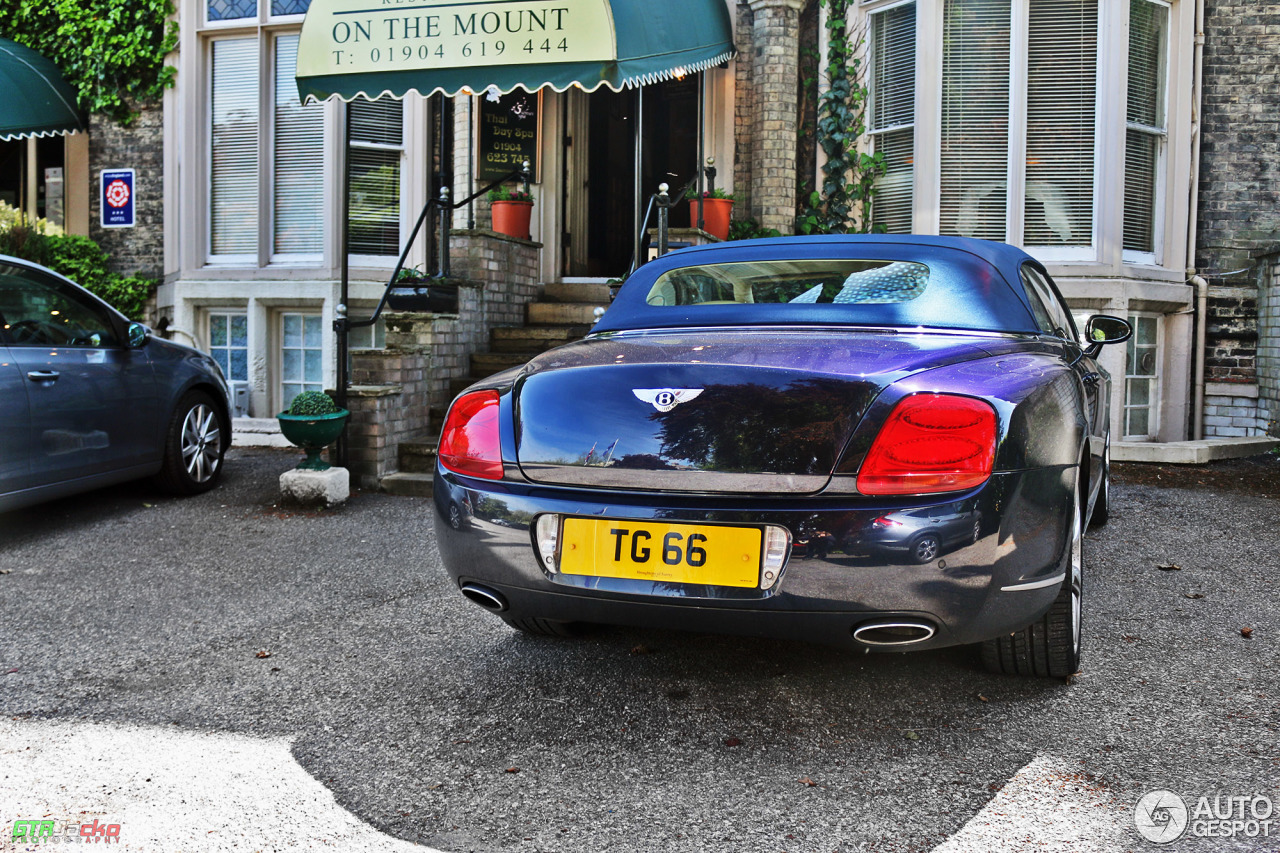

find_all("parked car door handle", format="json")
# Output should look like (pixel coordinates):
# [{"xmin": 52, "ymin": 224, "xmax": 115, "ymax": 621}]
[{"xmin": 26, "ymin": 370, "xmax": 60, "ymax": 382}]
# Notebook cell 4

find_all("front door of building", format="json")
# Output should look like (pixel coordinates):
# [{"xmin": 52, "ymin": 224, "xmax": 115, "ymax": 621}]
[{"xmin": 563, "ymin": 77, "xmax": 700, "ymax": 278}]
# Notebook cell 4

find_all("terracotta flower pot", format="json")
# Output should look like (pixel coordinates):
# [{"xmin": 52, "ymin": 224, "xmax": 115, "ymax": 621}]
[
  {"xmin": 688, "ymin": 197, "xmax": 733, "ymax": 241},
  {"xmin": 491, "ymin": 200, "xmax": 534, "ymax": 240}
]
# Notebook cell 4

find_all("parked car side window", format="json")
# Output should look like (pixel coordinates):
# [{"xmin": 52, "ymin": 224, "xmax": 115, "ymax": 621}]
[
  {"xmin": 1020, "ymin": 264, "xmax": 1077, "ymax": 341},
  {"xmin": 0, "ymin": 266, "xmax": 120, "ymax": 348}
]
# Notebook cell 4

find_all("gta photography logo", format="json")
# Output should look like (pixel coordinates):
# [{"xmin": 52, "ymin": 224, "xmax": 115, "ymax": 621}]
[
  {"xmin": 9, "ymin": 818, "xmax": 123, "ymax": 845},
  {"xmin": 1135, "ymin": 790, "xmax": 1275, "ymax": 844}
]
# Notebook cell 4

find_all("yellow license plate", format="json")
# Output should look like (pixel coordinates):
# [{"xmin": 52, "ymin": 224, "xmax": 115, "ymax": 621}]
[{"xmin": 559, "ymin": 518, "xmax": 763, "ymax": 588}]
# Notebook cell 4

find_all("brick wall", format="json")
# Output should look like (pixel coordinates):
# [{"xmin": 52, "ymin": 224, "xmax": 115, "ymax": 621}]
[
  {"xmin": 88, "ymin": 107, "xmax": 164, "ymax": 280},
  {"xmin": 747, "ymin": 0, "xmax": 806, "ymax": 235},
  {"xmin": 342, "ymin": 386, "xmax": 411, "ymax": 488},
  {"xmin": 340, "ymin": 232, "xmax": 541, "ymax": 486},
  {"xmin": 450, "ymin": 229, "xmax": 541, "ymax": 327},
  {"xmin": 1204, "ymin": 287, "xmax": 1259, "ymax": 383},
  {"xmin": 1258, "ymin": 252, "xmax": 1280, "ymax": 435},
  {"xmin": 1195, "ymin": 2, "xmax": 1280, "ymax": 412},
  {"xmin": 733, "ymin": 1, "xmax": 755, "ymax": 219}
]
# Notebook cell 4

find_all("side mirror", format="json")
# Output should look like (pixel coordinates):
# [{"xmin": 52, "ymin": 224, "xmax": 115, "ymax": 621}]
[
  {"xmin": 1082, "ymin": 315, "xmax": 1131, "ymax": 357},
  {"xmin": 127, "ymin": 322, "xmax": 150, "ymax": 348}
]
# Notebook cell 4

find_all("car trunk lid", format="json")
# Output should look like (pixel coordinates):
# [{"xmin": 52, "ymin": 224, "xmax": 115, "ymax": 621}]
[{"xmin": 513, "ymin": 329, "xmax": 993, "ymax": 494}]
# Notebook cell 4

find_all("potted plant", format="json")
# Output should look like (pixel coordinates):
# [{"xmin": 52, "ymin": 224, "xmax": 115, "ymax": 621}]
[
  {"xmin": 488, "ymin": 185, "xmax": 534, "ymax": 240},
  {"xmin": 386, "ymin": 264, "xmax": 459, "ymax": 313},
  {"xmin": 276, "ymin": 391, "xmax": 350, "ymax": 471},
  {"xmin": 686, "ymin": 187, "xmax": 734, "ymax": 241}
]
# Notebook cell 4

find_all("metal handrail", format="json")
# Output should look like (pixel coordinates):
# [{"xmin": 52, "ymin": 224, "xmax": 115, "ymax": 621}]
[{"xmin": 343, "ymin": 161, "xmax": 531, "ymax": 333}]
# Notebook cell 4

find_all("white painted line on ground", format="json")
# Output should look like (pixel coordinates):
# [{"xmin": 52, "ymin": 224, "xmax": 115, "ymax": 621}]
[
  {"xmin": 930, "ymin": 754, "xmax": 1130, "ymax": 853},
  {"xmin": 0, "ymin": 718, "xmax": 446, "ymax": 852}
]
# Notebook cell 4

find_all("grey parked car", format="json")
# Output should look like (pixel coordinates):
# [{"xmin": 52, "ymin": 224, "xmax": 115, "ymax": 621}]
[{"xmin": 0, "ymin": 255, "xmax": 231, "ymax": 512}]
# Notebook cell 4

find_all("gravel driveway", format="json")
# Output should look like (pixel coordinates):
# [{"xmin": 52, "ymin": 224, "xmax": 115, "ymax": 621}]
[{"xmin": 1, "ymin": 448, "xmax": 1276, "ymax": 852}]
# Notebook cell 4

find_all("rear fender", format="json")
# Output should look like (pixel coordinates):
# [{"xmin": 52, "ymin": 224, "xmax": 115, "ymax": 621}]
[{"xmin": 833, "ymin": 352, "xmax": 1086, "ymax": 482}]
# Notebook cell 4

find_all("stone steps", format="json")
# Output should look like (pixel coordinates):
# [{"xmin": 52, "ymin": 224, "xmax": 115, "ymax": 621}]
[
  {"xmin": 527, "ymin": 301, "xmax": 604, "ymax": 326},
  {"xmin": 398, "ymin": 437, "xmax": 439, "ymax": 474},
  {"xmin": 380, "ymin": 472, "xmax": 434, "ymax": 497},
  {"xmin": 471, "ymin": 351, "xmax": 536, "ymax": 374},
  {"xmin": 383, "ymin": 281, "xmax": 605, "ymax": 494},
  {"xmin": 490, "ymin": 324, "xmax": 591, "ymax": 353},
  {"xmin": 541, "ymin": 280, "xmax": 613, "ymax": 303}
]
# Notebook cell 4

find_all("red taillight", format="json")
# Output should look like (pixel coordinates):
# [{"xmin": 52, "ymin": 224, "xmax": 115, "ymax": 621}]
[
  {"xmin": 439, "ymin": 390, "xmax": 503, "ymax": 480},
  {"xmin": 873, "ymin": 516, "xmax": 903, "ymax": 527},
  {"xmin": 857, "ymin": 394, "xmax": 997, "ymax": 496}
]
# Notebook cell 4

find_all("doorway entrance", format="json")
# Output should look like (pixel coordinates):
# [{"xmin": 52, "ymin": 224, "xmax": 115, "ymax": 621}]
[{"xmin": 562, "ymin": 76, "xmax": 700, "ymax": 278}]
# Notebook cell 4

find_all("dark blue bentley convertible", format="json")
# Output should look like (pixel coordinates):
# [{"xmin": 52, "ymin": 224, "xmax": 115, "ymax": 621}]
[{"xmin": 433, "ymin": 235, "xmax": 1130, "ymax": 678}]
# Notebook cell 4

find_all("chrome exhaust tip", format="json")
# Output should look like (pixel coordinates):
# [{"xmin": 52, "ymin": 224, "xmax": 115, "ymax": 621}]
[
  {"xmin": 852, "ymin": 620, "xmax": 936, "ymax": 646},
  {"xmin": 460, "ymin": 583, "xmax": 508, "ymax": 613}
]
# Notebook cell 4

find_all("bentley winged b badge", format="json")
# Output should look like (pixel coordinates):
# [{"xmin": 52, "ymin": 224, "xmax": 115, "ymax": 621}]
[{"xmin": 632, "ymin": 388, "xmax": 704, "ymax": 413}]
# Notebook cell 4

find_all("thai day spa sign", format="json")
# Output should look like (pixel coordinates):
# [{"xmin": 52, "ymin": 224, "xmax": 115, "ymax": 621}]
[{"xmin": 478, "ymin": 91, "xmax": 540, "ymax": 182}]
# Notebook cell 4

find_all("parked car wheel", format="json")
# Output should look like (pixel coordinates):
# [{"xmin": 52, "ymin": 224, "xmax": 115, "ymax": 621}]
[
  {"xmin": 982, "ymin": 491, "xmax": 1083, "ymax": 678},
  {"xmin": 971, "ymin": 518, "xmax": 982, "ymax": 544},
  {"xmin": 500, "ymin": 615, "xmax": 579, "ymax": 637},
  {"xmin": 448, "ymin": 502, "xmax": 466, "ymax": 530},
  {"xmin": 909, "ymin": 532, "xmax": 941, "ymax": 564},
  {"xmin": 155, "ymin": 390, "xmax": 227, "ymax": 495},
  {"xmin": 1090, "ymin": 442, "xmax": 1110, "ymax": 527}
]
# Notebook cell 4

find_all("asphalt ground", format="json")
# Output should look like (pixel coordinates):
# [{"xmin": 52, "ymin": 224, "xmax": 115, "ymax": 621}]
[{"xmin": 1, "ymin": 447, "xmax": 1277, "ymax": 852}]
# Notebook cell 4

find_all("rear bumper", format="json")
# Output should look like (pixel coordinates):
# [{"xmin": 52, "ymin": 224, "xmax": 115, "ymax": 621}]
[{"xmin": 432, "ymin": 465, "xmax": 1076, "ymax": 651}]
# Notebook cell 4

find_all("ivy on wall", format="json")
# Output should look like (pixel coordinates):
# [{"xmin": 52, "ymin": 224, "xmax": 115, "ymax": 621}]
[
  {"xmin": 0, "ymin": 0, "xmax": 178, "ymax": 124},
  {"xmin": 796, "ymin": 0, "xmax": 885, "ymax": 235}
]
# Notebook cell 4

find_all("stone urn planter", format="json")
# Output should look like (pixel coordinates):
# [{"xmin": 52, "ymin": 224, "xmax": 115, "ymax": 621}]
[{"xmin": 277, "ymin": 391, "xmax": 349, "ymax": 471}]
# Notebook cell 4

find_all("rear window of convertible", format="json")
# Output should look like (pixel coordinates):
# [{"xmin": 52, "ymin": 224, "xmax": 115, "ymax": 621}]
[{"xmin": 644, "ymin": 260, "xmax": 931, "ymax": 308}]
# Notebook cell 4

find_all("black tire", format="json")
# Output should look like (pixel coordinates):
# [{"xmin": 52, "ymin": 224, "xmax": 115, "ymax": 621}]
[
  {"xmin": 1090, "ymin": 442, "xmax": 1110, "ymax": 527},
  {"xmin": 500, "ymin": 615, "xmax": 578, "ymax": 637},
  {"xmin": 155, "ymin": 390, "xmax": 227, "ymax": 495},
  {"xmin": 910, "ymin": 533, "xmax": 941, "ymax": 564},
  {"xmin": 981, "ymin": 497, "xmax": 1083, "ymax": 678}
]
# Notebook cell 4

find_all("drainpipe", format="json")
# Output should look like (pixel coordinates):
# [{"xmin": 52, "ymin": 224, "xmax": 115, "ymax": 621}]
[
  {"xmin": 1190, "ymin": 274, "xmax": 1208, "ymax": 439},
  {"xmin": 1186, "ymin": 0, "xmax": 1206, "ymax": 440}
]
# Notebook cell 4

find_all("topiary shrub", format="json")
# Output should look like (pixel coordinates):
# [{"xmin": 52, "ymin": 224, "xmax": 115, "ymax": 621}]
[{"xmin": 287, "ymin": 391, "xmax": 340, "ymax": 417}]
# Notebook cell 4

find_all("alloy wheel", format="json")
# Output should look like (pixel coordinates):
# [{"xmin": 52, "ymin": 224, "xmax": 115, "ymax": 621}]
[{"xmin": 181, "ymin": 403, "xmax": 222, "ymax": 484}]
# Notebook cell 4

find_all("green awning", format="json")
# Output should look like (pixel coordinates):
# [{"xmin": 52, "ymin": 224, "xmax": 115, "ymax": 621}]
[
  {"xmin": 0, "ymin": 38, "xmax": 87, "ymax": 141},
  {"xmin": 296, "ymin": 0, "xmax": 736, "ymax": 102}
]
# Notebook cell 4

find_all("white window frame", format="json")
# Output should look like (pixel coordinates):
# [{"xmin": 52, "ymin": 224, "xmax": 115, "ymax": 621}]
[
  {"xmin": 856, "ymin": 0, "xmax": 1194, "ymax": 268},
  {"xmin": 206, "ymin": 34, "xmax": 261, "ymax": 266},
  {"xmin": 269, "ymin": 31, "xmax": 325, "ymax": 265},
  {"xmin": 1123, "ymin": 312, "xmax": 1162, "ymax": 439},
  {"xmin": 927, "ymin": 0, "xmax": 1103, "ymax": 258},
  {"xmin": 205, "ymin": 29, "xmax": 331, "ymax": 268},
  {"xmin": 1121, "ymin": 0, "xmax": 1171, "ymax": 267},
  {"xmin": 867, "ymin": 0, "xmax": 918, "ymax": 234},
  {"xmin": 278, "ymin": 310, "xmax": 325, "ymax": 409},
  {"xmin": 206, "ymin": 310, "xmax": 250, "ymax": 382},
  {"xmin": 1019, "ymin": 0, "xmax": 1103, "ymax": 263},
  {"xmin": 347, "ymin": 99, "xmax": 409, "ymax": 265}
]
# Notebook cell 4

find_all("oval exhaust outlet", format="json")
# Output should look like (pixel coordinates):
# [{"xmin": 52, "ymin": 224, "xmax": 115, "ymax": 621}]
[
  {"xmin": 852, "ymin": 620, "xmax": 936, "ymax": 646},
  {"xmin": 460, "ymin": 583, "xmax": 508, "ymax": 613}
]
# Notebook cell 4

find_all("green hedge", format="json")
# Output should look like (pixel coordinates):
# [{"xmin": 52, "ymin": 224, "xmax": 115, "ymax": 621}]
[{"xmin": 0, "ymin": 223, "xmax": 154, "ymax": 320}]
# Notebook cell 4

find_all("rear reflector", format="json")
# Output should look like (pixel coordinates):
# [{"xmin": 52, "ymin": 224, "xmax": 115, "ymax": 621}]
[
  {"xmin": 857, "ymin": 393, "xmax": 997, "ymax": 495},
  {"xmin": 439, "ymin": 390, "xmax": 503, "ymax": 480}
]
